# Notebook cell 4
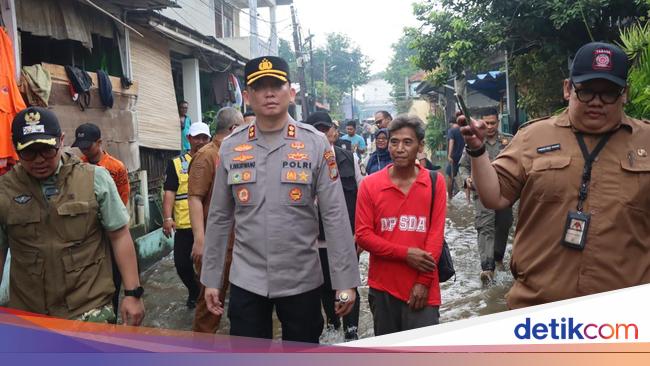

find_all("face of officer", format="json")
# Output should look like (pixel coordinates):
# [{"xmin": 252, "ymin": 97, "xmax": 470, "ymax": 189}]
[
  {"xmin": 563, "ymin": 78, "xmax": 627, "ymax": 134},
  {"xmin": 388, "ymin": 127, "xmax": 424, "ymax": 169},
  {"xmin": 19, "ymin": 134, "xmax": 65, "ymax": 180},
  {"xmin": 244, "ymin": 78, "xmax": 296, "ymax": 121},
  {"xmin": 188, "ymin": 134, "xmax": 210, "ymax": 154},
  {"xmin": 79, "ymin": 140, "xmax": 103, "ymax": 164},
  {"xmin": 483, "ymin": 114, "xmax": 500, "ymax": 139}
]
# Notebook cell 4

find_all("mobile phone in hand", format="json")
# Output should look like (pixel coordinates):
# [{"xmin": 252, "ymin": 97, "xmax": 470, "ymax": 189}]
[{"xmin": 455, "ymin": 94, "xmax": 471, "ymax": 126}]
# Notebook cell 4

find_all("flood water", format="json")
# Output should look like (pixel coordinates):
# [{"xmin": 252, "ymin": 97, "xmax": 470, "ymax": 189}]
[{"xmin": 141, "ymin": 192, "xmax": 514, "ymax": 343}]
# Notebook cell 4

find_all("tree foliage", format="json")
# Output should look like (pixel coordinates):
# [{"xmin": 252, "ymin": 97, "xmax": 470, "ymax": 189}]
[
  {"xmin": 384, "ymin": 34, "xmax": 420, "ymax": 112},
  {"xmin": 279, "ymin": 33, "xmax": 371, "ymax": 118},
  {"xmin": 619, "ymin": 21, "xmax": 650, "ymax": 119},
  {"xmin": 409, "ymin": 0, "xmax": 650, "ymax": 116}
]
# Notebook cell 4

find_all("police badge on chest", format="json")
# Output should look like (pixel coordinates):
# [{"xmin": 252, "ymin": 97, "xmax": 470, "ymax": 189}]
[{"xmin": 562, "ymin": 211, "xmax": 590, "ymax": 250}]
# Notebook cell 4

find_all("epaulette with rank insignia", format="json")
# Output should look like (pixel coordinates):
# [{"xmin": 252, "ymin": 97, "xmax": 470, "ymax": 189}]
[{"xmin": 518, "ymin": 115, "xmax": 551, "ymax": 130}]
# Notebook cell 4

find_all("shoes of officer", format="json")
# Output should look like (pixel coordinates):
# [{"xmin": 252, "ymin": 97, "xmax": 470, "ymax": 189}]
[{"xmin": 480, "ymin": 270, "xmax": 495, "ymax": 285}]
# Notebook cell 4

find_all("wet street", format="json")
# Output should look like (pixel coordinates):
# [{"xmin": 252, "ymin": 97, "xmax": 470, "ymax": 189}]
[{"xmin": 141, "ymin": 192, "xmax": 514, "ymax": 343}]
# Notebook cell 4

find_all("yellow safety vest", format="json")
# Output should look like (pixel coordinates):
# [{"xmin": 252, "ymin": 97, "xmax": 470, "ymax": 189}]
[{"xmin": 172, "ymin": 153, "xmax": 192, "ymax": 229}]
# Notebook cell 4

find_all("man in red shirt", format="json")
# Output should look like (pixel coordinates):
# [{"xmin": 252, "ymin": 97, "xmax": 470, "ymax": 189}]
[{"xmin": 356, "ymin": 115, "xmax": 446, "ymax": 336}]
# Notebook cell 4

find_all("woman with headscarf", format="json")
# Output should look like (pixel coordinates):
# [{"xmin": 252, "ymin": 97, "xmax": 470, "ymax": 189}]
[{"xmin": 365, "ymin": 128, "xmax": 392, "ymax": 175}]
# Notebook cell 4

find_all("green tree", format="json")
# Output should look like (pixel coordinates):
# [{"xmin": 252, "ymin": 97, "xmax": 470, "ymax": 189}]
[
  {"xmin": 278, "ymin": 38, "xmax": 297, "ymax": 73},
  {"xmin": 409, "ymin": 0, "xmax": 649, "ymax": 117},
  {"xmin": 619, "ymin": 21, "xmax": 650, "ymax": 119},
  {"xmin": 385, "ymin": 34, "xmax": 420, "ymax": 112}
]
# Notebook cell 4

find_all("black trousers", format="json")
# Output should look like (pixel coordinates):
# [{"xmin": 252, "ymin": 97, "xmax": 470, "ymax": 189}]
[
  {"xmin": 173, "ymin": 228, "xmax": 200, "ymax": 300},
  {"xmin": 228, "ymin": 284, "xmax": 324, "ymax": 343},
  {"xmin": 318, "ymin": 248, "xmax": 360, "ymax": 338}
]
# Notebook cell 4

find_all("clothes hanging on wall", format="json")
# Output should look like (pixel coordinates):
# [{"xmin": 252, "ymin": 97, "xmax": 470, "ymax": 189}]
[
  {"xmin": 0, "ymin": 26, "xmax": 26, "ymax": 165},
  {"xmin": 21, "ymin": 64, "xmax": 52, "ymax": 107}
]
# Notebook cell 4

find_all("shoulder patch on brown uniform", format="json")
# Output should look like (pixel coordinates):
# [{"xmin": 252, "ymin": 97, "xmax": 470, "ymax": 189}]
[{"xmin": 518, "ymin": 116, "xmax": 551, "ymax": 130}]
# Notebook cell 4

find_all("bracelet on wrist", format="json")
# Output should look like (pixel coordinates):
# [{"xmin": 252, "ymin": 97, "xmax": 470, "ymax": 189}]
[
  {"xmin": 465, "ymin": 144, "xmax": 486, "ymax": 158},
  {"xmin": 163, "ymin": 217, "xmax": 174, "ymax": 222}
]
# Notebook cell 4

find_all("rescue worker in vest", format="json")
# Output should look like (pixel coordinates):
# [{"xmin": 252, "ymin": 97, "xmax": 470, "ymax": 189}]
[
  {"xmin": 201, "ymin": 56, "xmax": 361, "ymax": 343},
  {"xmin": 305, "ymin": 111, "xmax": 362, "ymax": 341},
  {"xmin": 162, "ymin": 122, "xmax": 211, "ymax": 309},
  {"xmin": 459, "ymin": 41, "xmax": 650, "ymax": 309},
  {"xmin": 0, "ymin": 107, "xmax": 144, "ymax": 324},
  {"xmin": 457, "ymin": 108, "xmax": 513, "ymax": 285}
]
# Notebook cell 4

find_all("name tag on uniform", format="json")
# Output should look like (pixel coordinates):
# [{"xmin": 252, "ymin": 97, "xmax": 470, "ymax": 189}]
[
  {"xmin": 562, "ymin": 211, "xmax": 590, "ymax": 250},
  {"xmin": 537, "ymin": 143, "xmax": 561, "ymax": 154}
]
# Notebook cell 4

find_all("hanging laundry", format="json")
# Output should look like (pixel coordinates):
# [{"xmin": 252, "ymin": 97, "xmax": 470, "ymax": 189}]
[
  {"xmin": 228, "ymin": 73, "xmax": 242, "ymax": 109},
  {"xmin": 0, "ymin": 26, "xmax": 26, "ymax": 165},
  {"xmin": 21, "ymin": 64, "xmax": 52, "ymax": 107}
]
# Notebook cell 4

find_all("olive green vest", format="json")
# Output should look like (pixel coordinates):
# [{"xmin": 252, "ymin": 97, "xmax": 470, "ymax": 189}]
[{"xmin": 0, "ymin": 154, "xmax": 114, "ymax": 319}]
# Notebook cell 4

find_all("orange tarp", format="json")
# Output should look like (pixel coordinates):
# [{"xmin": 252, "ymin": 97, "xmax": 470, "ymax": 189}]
[{"xmin": 0, "ymin": 26, "xmax": 26, "ymax": 160}]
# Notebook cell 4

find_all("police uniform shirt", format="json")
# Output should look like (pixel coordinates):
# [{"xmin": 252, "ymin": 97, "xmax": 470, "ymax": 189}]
[
  {"xmin": 201, "ymin": 117, "xmax": 361, "ymax": 298},
  {"xmin": 491, "ymin": 110, "xmax": 650, "ymax": 308},
  {"xmin": 0, "ymin": 157, "xmax": 130, "ymax": 250}
]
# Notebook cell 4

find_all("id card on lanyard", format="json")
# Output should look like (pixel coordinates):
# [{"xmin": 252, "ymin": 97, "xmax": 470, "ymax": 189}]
[{"xmin": 562, "ymin": 131, "xmax": 614, "ymax": 250}]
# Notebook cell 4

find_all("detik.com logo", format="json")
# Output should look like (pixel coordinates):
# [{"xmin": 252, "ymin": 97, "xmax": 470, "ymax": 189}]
[{"xmin": 514, "ymin": 317, "xmax": 638, "ymax": 340}]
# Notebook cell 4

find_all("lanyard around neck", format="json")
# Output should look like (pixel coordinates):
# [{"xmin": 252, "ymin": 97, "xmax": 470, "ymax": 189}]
[{"xmin": 573, "ymin": 131, "xmax": 614, "ymax": 212}]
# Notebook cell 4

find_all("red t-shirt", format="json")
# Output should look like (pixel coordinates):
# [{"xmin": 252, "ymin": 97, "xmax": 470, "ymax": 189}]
[
  {"xmin": 82, "ymin": 152, "xmax": 130, "ymax": 205},
  {"xmin": 355, "ymin": 164, "xmax": 446, "ymax": 306}
]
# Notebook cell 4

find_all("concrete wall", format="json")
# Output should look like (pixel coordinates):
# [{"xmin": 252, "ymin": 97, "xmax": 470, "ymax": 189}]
[{"xmin": 161, "ymin": 0, "xmax": 217, "ymax": 38}]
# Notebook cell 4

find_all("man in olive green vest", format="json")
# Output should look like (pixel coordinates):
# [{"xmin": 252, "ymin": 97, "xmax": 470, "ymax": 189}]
[{"xmin": 0, "ymin": 107, "xmax": 145, "ymax": 325}]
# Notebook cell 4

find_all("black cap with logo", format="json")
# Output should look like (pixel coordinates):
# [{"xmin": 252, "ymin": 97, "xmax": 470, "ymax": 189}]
[
  {"xmin": 570, "ymin": 42, "xmax": 630, "ymax": 87},
  {"xmin": 244, "ymin": 56, "xmax": 291, "ymax": 86},
  {"xmin": 305, "ymin": 111, "xmax": 334, "ymax": 129},
  {"xmin": 72, "ymin": 123, "xmax": 102, "ymax": 149},
  {"xmin": 12, "ymin": 107, "xmax": 62, "ymax": 151}
]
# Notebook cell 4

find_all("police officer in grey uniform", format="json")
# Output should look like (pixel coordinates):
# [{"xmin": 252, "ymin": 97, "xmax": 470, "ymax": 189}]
[
  {"xmin": 458, "ymin": 108, "xmax": 514, "ymax": 284},
  {"xmin": 200, "ymin": 56, "xmax": 361, "ymax": 343}
]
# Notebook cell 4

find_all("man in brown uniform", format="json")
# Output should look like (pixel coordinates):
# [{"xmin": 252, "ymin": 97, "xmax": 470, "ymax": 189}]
[
  {"xmin": 188, "ymin": 107, "xmax": 243, "ymax": 333},
  {"xmin": 460, "ymin": 42, "xmax": 650, "ymax": 309}
]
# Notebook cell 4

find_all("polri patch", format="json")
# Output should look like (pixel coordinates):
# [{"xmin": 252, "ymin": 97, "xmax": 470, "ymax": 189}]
[
  {"xmin": 536, "ymin": 143, "xmax": 561, "ymax": 154},
  {"xmin": 13, "ymin": 194, "xmax": 32, "ymax": 204}
]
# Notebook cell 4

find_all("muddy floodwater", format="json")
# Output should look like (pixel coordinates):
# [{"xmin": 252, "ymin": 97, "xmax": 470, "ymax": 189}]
[{"xmin": 141, "ymin": 193, "xmax": 515, "ymax": 343}]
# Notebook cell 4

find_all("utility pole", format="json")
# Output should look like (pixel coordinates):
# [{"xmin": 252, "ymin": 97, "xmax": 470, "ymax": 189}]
[
  {"xmin": 249, "ymin": 0, "xmax": 259, "ymax": 58},
  {"xmin": 290, "ymin": 5, "xmax": 309, "ymax": 119},
  {"xmin": 307, "ymin": 31, "xmax": 316, "ymax": 111}
]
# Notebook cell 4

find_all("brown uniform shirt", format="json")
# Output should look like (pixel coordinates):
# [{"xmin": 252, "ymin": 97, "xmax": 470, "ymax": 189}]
[
  {"xmin": 188, "ymin": 139, "xmax": 222, "ymax": 218},
  {"xmin": 493, "ymin": 110, "xmax": 650, "ymax": 309}
]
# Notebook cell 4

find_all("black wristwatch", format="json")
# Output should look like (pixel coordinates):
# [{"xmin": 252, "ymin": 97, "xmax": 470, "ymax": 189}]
[
  {"xmin": 124, "ymin": 286, "xmax": 144, "ymax": 299},
  {"xmin": 465, "ymin": 144, "xmax": 486, "ymax": 157}
]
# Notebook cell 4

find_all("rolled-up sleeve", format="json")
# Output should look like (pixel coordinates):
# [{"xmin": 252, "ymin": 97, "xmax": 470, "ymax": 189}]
[
  {"xmin": 316, "ymin": 137, "xmax": 361, "ymax": 290},
  {"xmin": 200, "ymin": 155, "xmax": 235, "ymax": 289}
]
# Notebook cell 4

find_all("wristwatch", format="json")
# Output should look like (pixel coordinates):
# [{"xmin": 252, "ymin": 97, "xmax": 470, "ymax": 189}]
[
  {"xmin": 337, "ymin": 292, "xmax": 350, "ymax": 303},
  {"xmin": 465, "ymin": 144, "xmax": 486, "ymax": 158},
  {"xmin": 124, "ymin": 286, "xmax": 145, "ymax": 299}
]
